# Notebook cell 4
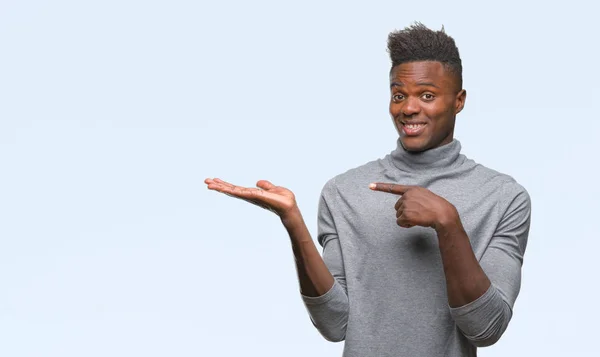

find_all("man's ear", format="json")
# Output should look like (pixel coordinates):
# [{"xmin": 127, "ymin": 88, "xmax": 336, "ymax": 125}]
[{"xmin": 455, "ymin": 89, "xmax": 467, "ymax": 114}]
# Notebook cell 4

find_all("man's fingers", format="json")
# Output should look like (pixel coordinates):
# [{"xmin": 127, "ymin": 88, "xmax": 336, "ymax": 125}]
[
  {"xmin": 369, "ymin": 182, "xmax": 413, "ymax": 195},
  {"xmin": 220, "ymin": 188, "xmax": 263, "ymax": 202},
  {"xmin": 256, "ymin": 180, "xmax": 276, "ymax": 190},
  {"xmin": 397, "ymin": 214, "xmax": 414, "ymax": 228},
  {"xmin": 394, "ymin": 197, "xmax": 404, "ymax": 211},
  {"xmin": 213, "ymin": 178, "xmax": 235, "ymax": 189},
  {"xmin": 208, "ymin": 181, "xmax": 251, "ymax": 196},
  {"xmin": 207, "ymin": 178, "xmax": 274, "ymax": 192},
  {"xmin": 205, "ymin": 178, "xmax": 235, "ymax": 189},
  {"xmin": 210, "ymin": 182, "xmax": 277, "ymax": 203},
  {"xmin": 396, "ymin": 204, "xmax": 404, "ymax": 218},
  {"xmin": 222, "ymin": 185, "xmax": 258, "ymax": 197},
  {"xmin": 207, "ymin": 178, "xmax": 255, "ymax": 195}
]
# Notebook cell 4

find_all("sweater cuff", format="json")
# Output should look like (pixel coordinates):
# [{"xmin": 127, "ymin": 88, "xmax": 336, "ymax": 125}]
[
  {"xmin": 449, "ymin": 284, "xmax": 498, "ymax": 318},
  {"xmin": 301, "ymin": 279, "xmax": 349, "ymax": 342},
  {"xmin": 301, "ymin": 279, "xmax": 344, "ymax": 306},
  {"xmin": 448, "ymin": 284, "xmax": 512, "ymax": 344}
]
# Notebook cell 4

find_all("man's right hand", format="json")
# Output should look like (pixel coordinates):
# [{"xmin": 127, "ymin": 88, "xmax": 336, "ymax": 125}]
[
  {"xmin": 204, "ymin": 178, "xmax": 297, "ymax": 219},
  {"xmin": 205, "ymin": 177, "xmax": 335, "ymax": 297}
]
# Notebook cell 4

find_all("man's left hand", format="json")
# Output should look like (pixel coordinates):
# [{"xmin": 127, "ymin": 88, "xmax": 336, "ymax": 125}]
[{"xmin": 369, "ymin": 182, "xmax": 459, "ymax": 230}]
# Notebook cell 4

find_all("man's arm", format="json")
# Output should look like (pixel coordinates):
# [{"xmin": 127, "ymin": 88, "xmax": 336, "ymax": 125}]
[
  {"xmin": 205, "ymin": 177, "xmax": 335, "ymax": 296},
  {"xmin": 369, "ymin": 181, "xmax": 490, "ymax": 306},
  {"xmin": 370, "ymin": 181, "xmax": 531, "ymax": 347},
  {"xmin": 283, "ymin": 205, "xmax": 350, "ymax": 342},
  {"xmin": 445, "ymin": 184, "xmax": 531, "ymax": 347},
  {"xmin": 299, "ymin": 181, "xmax": 349, "ymax": 342},
  {"xmin": 205, "ymin": 177, "xmax": 349, "ymax": 341},
  {"xmin": 280, "ymin": 205, "xmax": 334, "ymax": 297},
  {"xmin": 435, "ymin": 213, "xmax": 491, "ymax": 308}
]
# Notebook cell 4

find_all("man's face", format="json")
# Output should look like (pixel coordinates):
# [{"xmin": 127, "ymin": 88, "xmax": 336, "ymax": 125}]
[{"xmin": 389, "ymin": 61, "xmax": 466, "ymax": 152}]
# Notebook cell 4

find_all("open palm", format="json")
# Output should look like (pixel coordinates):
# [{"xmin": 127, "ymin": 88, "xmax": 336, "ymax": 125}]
[{"xmin": 204, "ymin": 177, "xmax": 297, "ymax": 217}]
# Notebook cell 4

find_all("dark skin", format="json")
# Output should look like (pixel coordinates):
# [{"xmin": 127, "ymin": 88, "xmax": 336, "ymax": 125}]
[
  {"xmin": 205, "ymin": 60, "xmax": 489, "ymax": 307},
  {"xmin": 390, "ymin": 61, "xmax": 465, "ymax": 152}
]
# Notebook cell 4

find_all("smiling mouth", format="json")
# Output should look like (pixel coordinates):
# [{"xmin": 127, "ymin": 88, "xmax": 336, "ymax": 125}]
[{"xmin": 401, "ymin": 122, "xmax": 427, "ymax": 136}]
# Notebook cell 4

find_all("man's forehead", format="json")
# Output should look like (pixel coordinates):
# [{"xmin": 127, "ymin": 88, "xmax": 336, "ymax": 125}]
[
  {"xmin": 389, "ymin": 61, "xmax": 456, "ymax": 88},
  {"xmin": 390, "ymin": 61, "xmax": 447, "ymax": 78}
]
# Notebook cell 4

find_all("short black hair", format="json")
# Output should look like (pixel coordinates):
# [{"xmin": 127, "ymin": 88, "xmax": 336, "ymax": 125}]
[{"xmin": 387, "ymin": 22, "xmax": 462, "ymax": 89}]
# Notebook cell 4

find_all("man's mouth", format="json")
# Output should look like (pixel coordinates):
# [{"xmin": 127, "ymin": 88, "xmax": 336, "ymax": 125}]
[{"xmin": 401, "ymin": 122, "xmax": 427, "ymax": 136}]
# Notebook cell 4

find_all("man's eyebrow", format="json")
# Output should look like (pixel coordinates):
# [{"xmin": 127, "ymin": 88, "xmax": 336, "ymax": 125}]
[
  {"xmin": 390, "ymin": 81, "xmax": 440, "ymax": 88},
  {"xmin": 416, "ymin": 81, "xmax": 439, "ymax": 88}
]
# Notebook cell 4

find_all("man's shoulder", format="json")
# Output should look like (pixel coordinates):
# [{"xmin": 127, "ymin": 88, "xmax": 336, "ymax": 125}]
[
  {"xmin": 320, "ymin": 156, "xmax": 388, "ymax": 196},
  {"xmin": 467, "ymin": 158, "xmax": 530, "ymax": 203}
]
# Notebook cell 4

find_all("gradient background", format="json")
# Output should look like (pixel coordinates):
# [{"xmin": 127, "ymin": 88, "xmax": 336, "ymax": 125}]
[{"xmin": 1, "ymin": 1, "xmax": 598, "ymax": 356}]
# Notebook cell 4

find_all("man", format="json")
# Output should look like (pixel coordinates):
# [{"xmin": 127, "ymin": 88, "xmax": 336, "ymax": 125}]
[{"xmin": 205, "ymin": 22, "xmax": 531, "ymax": 357}]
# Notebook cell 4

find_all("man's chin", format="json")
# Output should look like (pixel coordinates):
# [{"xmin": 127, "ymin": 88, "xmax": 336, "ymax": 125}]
[{"xmin": 400, "ymin": 137, "xmax": 429, "ymax": 153}]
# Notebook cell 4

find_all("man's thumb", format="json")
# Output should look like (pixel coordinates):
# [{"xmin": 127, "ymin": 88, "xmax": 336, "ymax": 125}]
[{"xmin": 256, "ymin": 180, "xmax": 276, "ymax": 190}]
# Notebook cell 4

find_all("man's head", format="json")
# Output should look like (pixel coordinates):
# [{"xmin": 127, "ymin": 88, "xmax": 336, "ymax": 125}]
[{"xmin": 387, "ymin": 23, "xmax": 466, "ymax": 152}]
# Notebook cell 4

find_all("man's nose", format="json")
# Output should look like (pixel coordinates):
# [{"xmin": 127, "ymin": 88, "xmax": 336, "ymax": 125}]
[{"xmin": 402, "ymin": 97, "xmax": 421, "ymax": 116}]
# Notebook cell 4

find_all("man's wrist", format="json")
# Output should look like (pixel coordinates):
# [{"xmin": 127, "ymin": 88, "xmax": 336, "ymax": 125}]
[
  {"xmin": 433, "ymin": 205, "xmax": 461, "ymax": 233},
  {"xmin": 280, "ymin": 205, "xmax": 303, "ymax": 227},
  {"xmin": 280, "ymin": 206, "xmax": 314, "ymax": 245}
]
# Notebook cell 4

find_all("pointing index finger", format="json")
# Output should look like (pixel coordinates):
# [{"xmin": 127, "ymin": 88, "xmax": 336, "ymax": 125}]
[{"xmin": 369, "ymin": 182, "xmax": 412, "ymax": 195}]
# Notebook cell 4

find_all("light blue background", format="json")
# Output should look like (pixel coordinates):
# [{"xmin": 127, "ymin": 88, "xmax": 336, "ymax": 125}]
[{"xmin": 1, "ymin": 1, "xmax": 598, "ymax": 356}]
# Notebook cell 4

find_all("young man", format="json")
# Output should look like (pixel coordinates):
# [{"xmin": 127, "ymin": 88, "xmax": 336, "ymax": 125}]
[{"xmin": 205, "ymin": 23, "xmax": 531, "ymax": 357}]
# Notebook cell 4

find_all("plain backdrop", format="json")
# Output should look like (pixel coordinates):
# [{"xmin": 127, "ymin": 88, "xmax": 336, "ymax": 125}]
[{"xmin": 1, "ymin": 0, "xmax": 599, "ymax": 356}]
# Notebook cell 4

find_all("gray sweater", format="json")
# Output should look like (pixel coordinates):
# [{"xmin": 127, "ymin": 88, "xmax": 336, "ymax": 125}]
[{"xmin": 302, "ymin": 139, "xmax": 531, "ymax": 357}]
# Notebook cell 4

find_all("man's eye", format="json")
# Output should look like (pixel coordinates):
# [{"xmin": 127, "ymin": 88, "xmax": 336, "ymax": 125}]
[
  {"xmin": 422, "ymin": 94, "xmax": 435, "ymax": 100},
  {"xmin": 393, "ymin": 94, "xmax": 404, "ymax": 101}
]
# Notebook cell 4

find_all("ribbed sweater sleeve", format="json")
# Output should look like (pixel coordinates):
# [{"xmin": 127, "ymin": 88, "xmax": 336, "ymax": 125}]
[
  {"xmin": 301, "ymin": 182, "xmax": 349, "ymax": 342},
  {"xmin": 449, "ymin": 183, "xmax": 531, "ymax": 347}
]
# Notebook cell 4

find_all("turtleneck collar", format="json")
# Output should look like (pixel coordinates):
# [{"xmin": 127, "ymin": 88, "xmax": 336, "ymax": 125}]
[{"xmin": 388, "ymin": 138, "xmax": 465, "ymax": 173}]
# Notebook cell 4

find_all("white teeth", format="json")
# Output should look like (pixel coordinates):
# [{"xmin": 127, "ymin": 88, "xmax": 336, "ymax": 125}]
[{"xmin": 405, "ymin": 124, "xmax": 425, "ymax": 129}]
